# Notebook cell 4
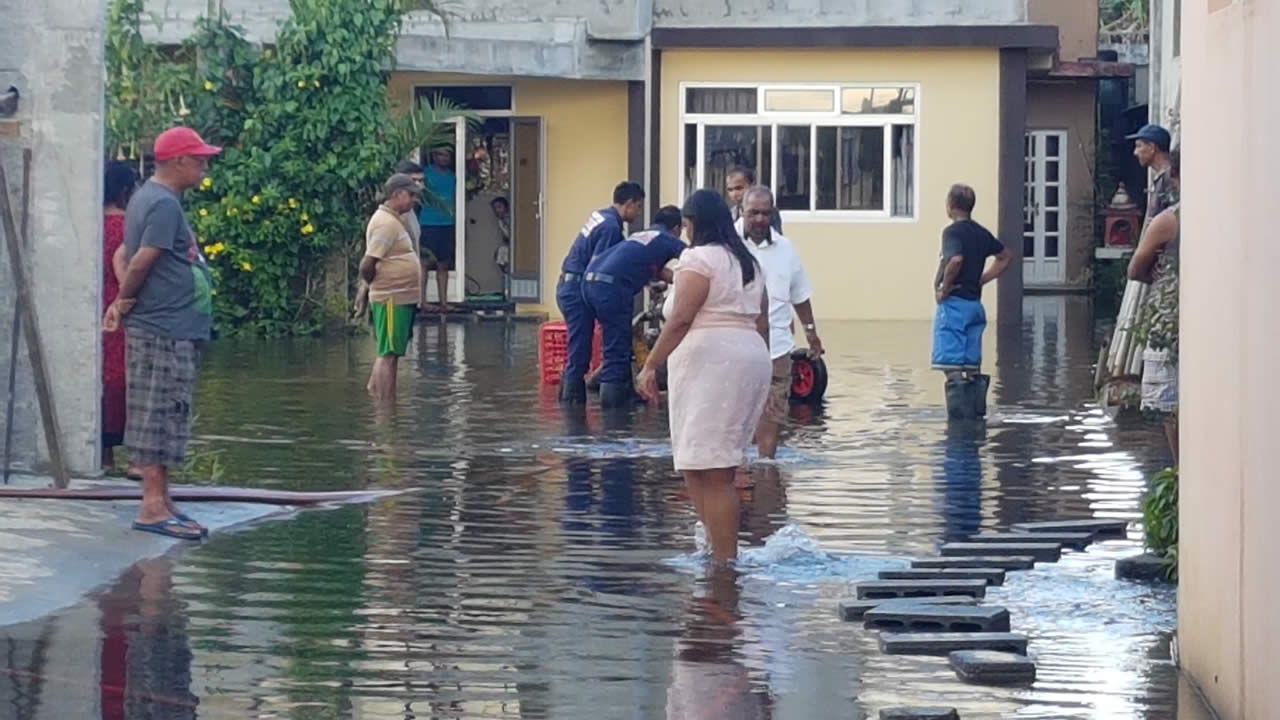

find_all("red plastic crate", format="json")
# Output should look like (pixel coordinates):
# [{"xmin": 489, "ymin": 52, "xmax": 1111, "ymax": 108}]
[{"xmin": 539, "ymin": 321, "xmax": 603, "ymax": 385}]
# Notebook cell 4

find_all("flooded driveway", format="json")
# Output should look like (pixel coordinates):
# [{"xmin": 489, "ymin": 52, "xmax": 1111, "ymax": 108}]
[{"xmin": 0, "ymin": 296, "xmax": 1180, "ymax": 719}]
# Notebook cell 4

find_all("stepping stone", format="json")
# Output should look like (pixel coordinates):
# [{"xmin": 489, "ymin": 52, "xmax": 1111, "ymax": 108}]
[
  {"xmin": 838, "ymin": 596, "xmax": 977, "ymax": 622},
  {"xmin": 966, "ymin": 531, "xmax": 1093, "ymax": 550},
  {"xmin": 941, "ymin": 542, "xmax": 1061, "ymax": 563},
  {"xmin": 855, "ymin": 579, "xmax": 987, "ymax": 600},
  {"xmin": 880, "ymin": 567, "xmax": 1006, "ymax": 586},
  {"xmin": 1115, "ymin": 552, "xmax": 1173, "ymax": 582},
  {"xmin": 949, "ymin": 650, "xmax": 1037, "ymax": 685},
  {"xmin": 1013, "ymin": 518, "xmax": 1129, "ymax": 537},
  {"xmin": 864, "ymin": 604, "xmax": 1010, "ymax": 633},
  {"xmin": 912, "ymin": 555, "xmax": 1036, "ymax": 571},
  {"xmin": 880, "ymin": 632, "xmax": 1029, "ymax": 656},
  {"xmin": 880, "ymin": 708, "xmax": 959, "ymax": 720}
]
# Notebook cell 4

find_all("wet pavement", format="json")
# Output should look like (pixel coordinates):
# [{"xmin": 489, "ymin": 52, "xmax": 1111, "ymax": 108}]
[{"xmin": 0, "ymin": 296, "xmax": 1186, "ymax": 719}]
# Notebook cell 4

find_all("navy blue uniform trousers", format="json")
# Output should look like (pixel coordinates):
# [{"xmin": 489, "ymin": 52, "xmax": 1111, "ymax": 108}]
[{"xmin": 556, "ymin": 279, "xmax": 595, "ymax": 385}]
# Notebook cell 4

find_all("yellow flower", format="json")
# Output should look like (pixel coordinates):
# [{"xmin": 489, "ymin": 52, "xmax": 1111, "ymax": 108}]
[
  {"xmin": 251, "ymin": 195, "xmax": 261, "ymax": 204},
  {"xmin": 203, "ymin": 81, "xmax": 214, "ymax": 91},
  {"xmin": 300, "ymin": 212, "xmax": 309, "ymax": 221},
  {"xmin": 313, "ymin": 80, "xmax": 321, "ymax": 88},
  {"xmin": 201, "ymin": 177, "xmax": 213, "ymax": 189},
  {"xmin": 227, "ymin": 207, "xmax": 238, "ymax": 217},
  {"xmin": 240, "ymin": 261, "xmax": 253, "ymax": 271},
  {"xmin": 301, "ymin": 223, "xmax": 315, "ymax": 235},
  {"xmin": 297, "ymin": 80, "xmax": 306, "ymax": 88},
  {"xmin": 288, "ymin": 197, "xmax": 299, "ymax": 208},
  {"xmin": 199, "ymin": 208, "xmax": 209, "ymax": 216}
]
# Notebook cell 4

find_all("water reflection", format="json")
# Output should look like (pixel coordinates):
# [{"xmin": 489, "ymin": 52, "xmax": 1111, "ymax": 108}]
[{"xmin": 0, "ymin": 296, "xmax": 1188, "ymax": 718}]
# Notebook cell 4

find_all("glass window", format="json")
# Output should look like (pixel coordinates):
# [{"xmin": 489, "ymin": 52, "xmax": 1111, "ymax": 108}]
[
  {"xmin": 415, "ymin": 85, "xmax": 512, "ymax": 111},
  {"xmin": 816, "ymin": 126, "xmax": 884, "ymax": 211},
  {"xmin": 700, "ymin": 125, "xmax": 773, "ymax": 204},
  {"xmin": 891, "ymin": 125, "xmax": 915, "ymax": 217},
  {"xmin": 776, "ymin": 126, "xmax": 811, "ymax": 210},
  {"xmin": 686, "ymin": 87, "xmax": 757, "ymax": 114},
  {"xmin": 763, "ymin": 89, "xmax": 835, "ymax": 113},
  {"xmin": 842, "ymin": 86, "xmax": 915, "ymax": 114}
]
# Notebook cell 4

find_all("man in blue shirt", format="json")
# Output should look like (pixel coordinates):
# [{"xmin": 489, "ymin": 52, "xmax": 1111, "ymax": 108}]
[
  {"xmin": 556, "ymin": 182, "xmax": 646, "ymax": 404},
  {"xmin": 419, "ymin": 148, "xmax": 457, "ymax": 311},
  {"xmin": 584, "ymin": 206, "xmax": 686, "ymax": 408}
]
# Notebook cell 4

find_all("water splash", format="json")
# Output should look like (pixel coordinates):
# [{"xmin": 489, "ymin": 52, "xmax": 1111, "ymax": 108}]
[{"xmin": 665, "ymin": 523, "xmax": 905, "ymax": 583}]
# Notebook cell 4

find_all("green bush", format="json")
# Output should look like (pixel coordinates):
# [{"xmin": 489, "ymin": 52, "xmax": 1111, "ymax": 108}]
[
  {"xmin": 1142, "ymin": 466, "xmax": 1178, "ymax": 580},
  {"xmin": 107, "ymin": 0, "xmax": 462, "ymax": 336}
]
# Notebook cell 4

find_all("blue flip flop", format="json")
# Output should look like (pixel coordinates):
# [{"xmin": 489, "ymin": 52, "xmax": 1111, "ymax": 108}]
[
  {"xmin": 132, "ymin": 517, "xmax": 203, "ymax": 541},
  {"xmin": 175, "ymin": 513, "xmax": 209, "ymax": 537}
]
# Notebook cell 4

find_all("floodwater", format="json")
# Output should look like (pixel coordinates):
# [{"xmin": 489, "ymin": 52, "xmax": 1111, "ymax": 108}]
[{"xmin": 0, "ymin": 296, "xmax": 1184, "ymax": 719}]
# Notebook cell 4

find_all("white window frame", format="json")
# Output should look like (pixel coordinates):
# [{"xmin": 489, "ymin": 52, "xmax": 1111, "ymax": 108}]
[{"xmin": 678, "ymin": 81, "xmax": 921, "ymax": 223}]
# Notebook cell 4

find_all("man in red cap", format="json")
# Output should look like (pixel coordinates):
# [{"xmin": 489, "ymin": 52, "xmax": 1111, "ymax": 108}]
[{"xmin": 104, "ymin": 126, "xmax": 221, "ymax": 541}]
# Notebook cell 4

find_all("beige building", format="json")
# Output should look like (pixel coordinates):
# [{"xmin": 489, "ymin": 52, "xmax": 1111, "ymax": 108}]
[{"xmin": 1177, "ymin": 1, "xmax": 1280, "ymax": 718}]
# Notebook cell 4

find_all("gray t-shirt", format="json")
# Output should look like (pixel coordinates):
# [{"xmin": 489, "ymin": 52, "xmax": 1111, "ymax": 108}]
[{"xmin": 123, "ymin": 180, "xmax": 214, "ymax": 340}]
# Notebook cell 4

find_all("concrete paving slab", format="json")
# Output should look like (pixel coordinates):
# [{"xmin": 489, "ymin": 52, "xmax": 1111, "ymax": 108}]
[
  {"xmin": 940, "ymin": 542, "xmax": 1062, "ymax": 563},
  {"xmin": 966, "ymin": 531, "xmax": 1093, "ymax": 549},
  {"xmin": 1011, "ymin": 518, "xmax": 1129, "ymax": 537},
  {"xmin": 949, "ymin": 650, "xmax": 1037, "ymax": 685},
  {"xmin": 879, "ymin": 632, "xmax": 1029, "ymax": 656},
  {"xmin": 911, "ymin": 555, "xmax": 1037, "ymax": 571},
  {"xmin": 1115, "ymin": 552, "xmax": 1173, "ymax": 582},
  {"xmin": 864, "ymin": 604, "xmax": 1010, "ymax": 633},
  {"xmin": 879, "ymin": 708, "xmax": 959, "ymax": 720},
  {"xmin": 855, "ymin": 579, "xmax": 987, "ymax": 600},
  {"xmin": 879, "ymin": 567, "xmax": 1006, "ymax": 586},
  {"xmin": 0, "ymin": 476, "xmax": 296, "ymax": 627},
  {"xmin": 837, "ymin": 596, "xmax": 977, "ymax": 622}
]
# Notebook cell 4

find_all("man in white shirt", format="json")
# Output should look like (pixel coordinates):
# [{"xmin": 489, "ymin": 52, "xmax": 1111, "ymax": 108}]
[{"xmin": 737, "ymin": 186, "xmax": 824, "ymax": 459}]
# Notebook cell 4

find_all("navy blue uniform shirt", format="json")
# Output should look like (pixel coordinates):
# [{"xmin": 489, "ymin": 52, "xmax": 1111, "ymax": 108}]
[
  {"xmin": 561, "ymin": 207, "xmax": 625, "ymax": 275},
  {"xmin": 587, "ymin": 225, "xmax": 687, "ymax": 292}
]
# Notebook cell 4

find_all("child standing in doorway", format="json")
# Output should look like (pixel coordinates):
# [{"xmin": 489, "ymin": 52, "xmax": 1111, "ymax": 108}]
[{"xmin": 492, "ymin": 196, "xmax": 512, "ymax": 298}]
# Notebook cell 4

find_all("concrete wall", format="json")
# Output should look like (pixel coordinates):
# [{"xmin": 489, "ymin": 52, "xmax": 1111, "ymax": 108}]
[
  {"xmin": 387, "ymin": 73, "xmax": 630, "ymax": 316},
  {"xmin": 1027, "ymin": 79, "xmax": 1097, "ymax": 288},
  {"xmin": 1027, "ymin": 0, "xmax": 1097, "ymax": 61},
  {"xmin": 1179, "ymin": 1, "xmax": 1280, "ymax": 718},
  {"xmin": 1149, "ymin": 0, "xmax": 1182, "ymax": 141},
  {"xmin": 0, "ymin": 0, "xmax": 104, "ymax": 475},
  {"xmin": 660, "ymin": 48, "xmax": 1003, "ymax": 322}
]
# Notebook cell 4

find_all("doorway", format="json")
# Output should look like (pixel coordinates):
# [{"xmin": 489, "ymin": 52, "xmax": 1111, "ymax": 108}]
[{"xmin": 1023, "ymin": 130, "xmax": 1067, "ymax": 286}]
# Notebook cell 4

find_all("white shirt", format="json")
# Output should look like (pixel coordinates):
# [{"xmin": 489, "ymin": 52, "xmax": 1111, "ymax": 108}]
[{"xmin": 736, "ymin": 220, "xmax": 813, "ymax": 359}]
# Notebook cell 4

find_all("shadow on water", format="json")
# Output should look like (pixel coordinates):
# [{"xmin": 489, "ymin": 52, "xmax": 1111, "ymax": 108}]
[{"xmin": 0, "ymin": 296, "xmax": 1189, "ymax": 718}]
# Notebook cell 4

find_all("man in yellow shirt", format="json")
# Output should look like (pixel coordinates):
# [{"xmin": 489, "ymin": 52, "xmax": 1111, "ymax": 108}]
[{"xmin": 359, "ymin": 174, "xmax": 423, "ymax": 401}]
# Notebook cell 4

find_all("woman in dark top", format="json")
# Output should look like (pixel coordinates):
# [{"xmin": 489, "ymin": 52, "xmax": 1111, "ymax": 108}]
[{"xmin": 103, "ymin": 161, "xmax": 138, "ymax": 477}]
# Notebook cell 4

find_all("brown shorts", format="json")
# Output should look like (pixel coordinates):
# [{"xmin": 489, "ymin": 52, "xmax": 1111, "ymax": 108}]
[{"xmin": 762, "ymin": 354, "xmax": 792, "ymax": 426}]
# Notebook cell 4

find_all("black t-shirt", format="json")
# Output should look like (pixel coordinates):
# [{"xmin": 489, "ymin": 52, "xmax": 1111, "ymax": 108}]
[{"xmin": 935, "ymin": 219, "xmax": 1004, "ymax": 301}]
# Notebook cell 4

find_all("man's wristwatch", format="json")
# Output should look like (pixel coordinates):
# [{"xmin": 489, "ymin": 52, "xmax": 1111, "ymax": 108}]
[{"xmin": 803, "ymin": 323, "xmax": 817, "ymax": 334}]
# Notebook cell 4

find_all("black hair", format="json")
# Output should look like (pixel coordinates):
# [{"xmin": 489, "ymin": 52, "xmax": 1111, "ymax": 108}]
[
  {"xmin": 681, "ymin": 189, "xmax": 758, "ymax": 287},
  {"xmin": 612, "ymin": 181, "xmax": 645, "ymax": 206},
  {"xmin": 491, "ymin": 196, "xmax": 509, "ymax": 208},
  {"xmin": 104, "ymin": 161, "xmax": 138, "ymax": 208},
  {"xmin": 653, "ymin": 205, "xmax": 682, "ymax": 233},
  {"xmin": 395, "ymin": 160, "xmax": 423, "ymax": 175},
  {"xmin": 947, "ymin": 183, "xmax": 977, "ymax": 214},
  {"xmin": 727, "ymin": 167, "xmax": 755, "ymax": 184}
]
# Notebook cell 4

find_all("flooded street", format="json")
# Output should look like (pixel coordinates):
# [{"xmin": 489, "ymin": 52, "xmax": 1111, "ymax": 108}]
[{"xmin": 0, "ymin": 296, "xmax": 1181, "ymax": 719}]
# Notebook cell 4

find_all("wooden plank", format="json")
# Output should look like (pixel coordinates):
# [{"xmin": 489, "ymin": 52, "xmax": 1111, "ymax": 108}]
[{"xmin": 0, "ymin": 156, "xmax": 69, "ymax": 488}]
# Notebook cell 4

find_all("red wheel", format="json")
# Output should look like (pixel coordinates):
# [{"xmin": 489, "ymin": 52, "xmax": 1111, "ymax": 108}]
[
  {"xmin": 792, "ymin": 359, "xmax": 815, "ymax": 396},
  {"xmin": 790, "ymin": 350, "xmax": 829, "ymax": 404}
]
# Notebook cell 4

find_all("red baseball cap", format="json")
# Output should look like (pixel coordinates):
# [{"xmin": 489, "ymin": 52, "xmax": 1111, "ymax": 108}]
[{"xmin": 153, "ymin": 127, "xmax": 222, "ymax": 162}]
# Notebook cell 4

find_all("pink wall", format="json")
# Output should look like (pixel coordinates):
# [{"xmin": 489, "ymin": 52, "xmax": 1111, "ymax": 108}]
[{"xmin": 1179, "ymin": 1, "xmax": 1280, "ymax": 718}]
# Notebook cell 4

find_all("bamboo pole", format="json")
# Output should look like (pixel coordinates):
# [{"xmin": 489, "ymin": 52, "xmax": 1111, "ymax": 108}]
[
  {"xmin": 1, "ymin": 151, "xmax": 28, "ymax": 484},
  {"xmin": 0, "ymin": 155, "xmax": 69, "ymax": 488}
]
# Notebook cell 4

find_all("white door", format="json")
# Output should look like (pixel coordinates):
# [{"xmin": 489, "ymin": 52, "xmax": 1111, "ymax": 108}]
[{"xmin": 1023, "ymin": 130, "xmax": 1067, "ymax": 286}]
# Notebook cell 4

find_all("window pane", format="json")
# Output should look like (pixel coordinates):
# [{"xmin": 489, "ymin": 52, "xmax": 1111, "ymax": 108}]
[
  {"xmin": 776, "ymin": 126, "xmax": 812, "ymax": 211},
  {"xmin": 702, "ymin": 125, "xmax": 772, "ymax": 204},
  {"xmin": 1024, "ymin": 235, "xmax": 1036, "ymax": 258},
  {"xmin": 1045, "ymin": 235, "xmax": 1060, "ymax": 258},
  {"xmin": 1046, "ymin": 160, "xmax": 1060, "ymax": 182},
  {"xmin": 764, "ymin": 89, "xmax": 834, "ymax": 113},
  {"xmin": 891, "ymin": 125, "xmax": 915, "ymax": 217},
  {"xmin": 1046, "ymin": 134, "xmax": 1061, "ymax": 157},
  {"xmin": 842, "ymin": 86, "xmax": 915, "ymax": 114},
  {"xmin": 1046, "ymin": 211, "xmax": 1061, "ymax": 233},
  {"xmin": 415, "ymin": 85, "xmax": 512, "ymax": 111},
  {"xmin": 815, "ymin": 126, "xmax": 884, "ymax": 211},
  {"xmin": 684, "ymin": 124, "xmax": 698, "ymax": 199},
  {"xmin": 686, "ymin": 87, "xmax": 757, "ymax": 114},
  {"xmin": 1044, "ymin": 185, "xmax": 1060, "ymax": 208}
]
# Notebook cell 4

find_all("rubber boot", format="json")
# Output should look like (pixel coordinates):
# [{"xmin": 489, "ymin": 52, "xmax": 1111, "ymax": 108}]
[
  {"xmin": 945, "ymin": 377, "xmax": 974, "ymax": 420},
  {"xmin": 558, "ymin": 378, "xmax": 587, "ymax": 406},
  {"xmin": 969, "ymin": 374, "xmax": 991, "ymax": 418}
]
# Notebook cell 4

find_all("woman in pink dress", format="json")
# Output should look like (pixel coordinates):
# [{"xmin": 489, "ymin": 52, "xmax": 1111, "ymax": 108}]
[
  {"xmin": 637, "ymin": 189, "xmax": 771, "ymax": 565},
  {"xmin": 103, "ymin": 161, "xmax": 139, "ymax": 477}
]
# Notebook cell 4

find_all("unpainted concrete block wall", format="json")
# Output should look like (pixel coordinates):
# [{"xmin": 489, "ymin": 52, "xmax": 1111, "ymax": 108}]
[{"xmin": 0, "ymin": 0, "xmax": 105, "ymax": 475}]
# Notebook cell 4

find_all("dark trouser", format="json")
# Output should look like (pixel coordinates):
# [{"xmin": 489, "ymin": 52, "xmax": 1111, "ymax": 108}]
[
  {"xmin": 584, "ymin": 280, "xmax": 635, "ymax": 385},
  {"xmin": 556, "ymin": 278, "xmax": 595, "ymax": 385}
]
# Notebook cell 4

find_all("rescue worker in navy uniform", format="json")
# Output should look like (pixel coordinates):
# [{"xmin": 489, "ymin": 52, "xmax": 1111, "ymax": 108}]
[
  {"xmin": 556, "ymin": 182, "xmax": 646, "ymax": 404},
  {"xmin": 584, "ymin": 205, "xmax": 687, "ymax": 408}
]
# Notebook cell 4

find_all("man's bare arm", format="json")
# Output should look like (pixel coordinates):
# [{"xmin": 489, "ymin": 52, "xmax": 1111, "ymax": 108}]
[
  {"xmin": 117, "ymin": 247, "xmax": 164, "ymax": 300},
  {"xmin": 111, "ymin": 243, "xmax": 129, "ymax": 285},
  {"xmin": 980, "ymin": 248, "xmax": 1013, "ymax": 285},
  {"xmin": 1128, "ymin": 211, "xmax": 1177, "ymax": 283},
  {"xmin": 359, "ymin": 255, "xmax": 379, "ymax": 284},
  {"xmin": 938, "ymin": 256, "xmax": 963, "ymax": 292}
]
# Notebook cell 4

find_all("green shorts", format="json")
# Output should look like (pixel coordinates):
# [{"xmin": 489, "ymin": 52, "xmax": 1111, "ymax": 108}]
[{"xmin": 370, "ymin": 300, "xmax": 416, "ymax": 356}]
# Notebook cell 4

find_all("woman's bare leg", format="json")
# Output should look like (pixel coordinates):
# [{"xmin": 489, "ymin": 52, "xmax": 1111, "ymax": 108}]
[{"xmin": 689, "ymin": 468, "xmax": 740, "ymax": 565}]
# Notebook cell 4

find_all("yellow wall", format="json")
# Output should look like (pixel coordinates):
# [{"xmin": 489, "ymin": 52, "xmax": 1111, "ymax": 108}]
[
  {"xmin": 388, "ymin": 73, "xmax": 630, "ymax": 315},
  {"xmin": 660, "ymin": 48, "xmax": 1003, "ymax": 321}
]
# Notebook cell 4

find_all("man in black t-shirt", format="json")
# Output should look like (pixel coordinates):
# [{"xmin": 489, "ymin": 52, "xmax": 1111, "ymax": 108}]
[{"xmin": 931, "ymin": 184, "xmax": 1012, "ymax": 417}]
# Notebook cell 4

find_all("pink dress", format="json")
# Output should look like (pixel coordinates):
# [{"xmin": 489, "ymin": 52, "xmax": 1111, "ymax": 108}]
[{"xmin": 667, "ymin": 246, "xmax": 771, "ymax": 471}]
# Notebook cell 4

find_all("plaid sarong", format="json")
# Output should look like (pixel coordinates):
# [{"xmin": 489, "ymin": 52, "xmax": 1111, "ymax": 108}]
[{"xmin": 125, "ymin": 328, "xmax": 200, "ymax": 468}]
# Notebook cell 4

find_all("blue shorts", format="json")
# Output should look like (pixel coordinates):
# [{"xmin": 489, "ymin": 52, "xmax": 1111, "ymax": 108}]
[{"xmin": 932, "ymin": 296, "xmax": 986, "ymax": 370}]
